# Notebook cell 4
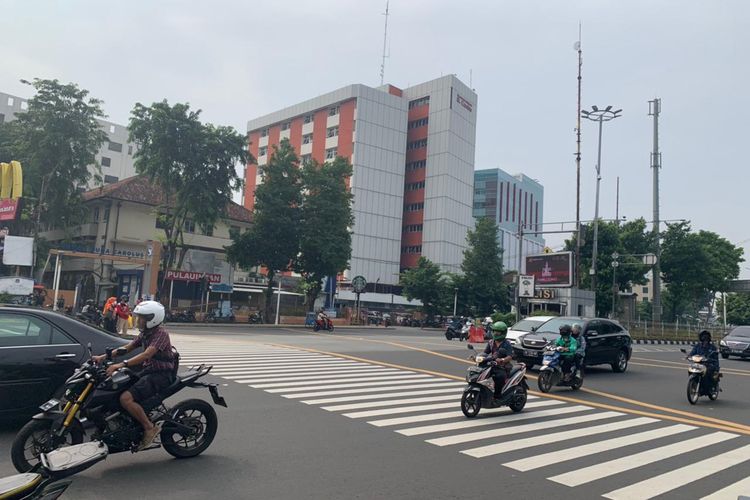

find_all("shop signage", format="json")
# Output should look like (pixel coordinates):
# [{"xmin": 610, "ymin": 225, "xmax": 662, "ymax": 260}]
[
  {"xmin": 525, "ymin": 252, "xmax": 573, "ymax": 287},
  {"xmin": 52, "ymin": 243, "xmax": 147, "ymax": 259},
  {"xmin": 533, "ymin": 288, "xmax": 556, "ymax": 300},
  {"xmin": 0, "ymin": 199, "xmax": 19, "ymax": 221},
  {"xmin": 166, "ymin": 270, "xmax": 222, "ymax": 283}
]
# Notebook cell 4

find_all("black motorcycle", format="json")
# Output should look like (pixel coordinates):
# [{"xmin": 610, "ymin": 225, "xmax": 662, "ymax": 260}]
[
  {"xmin": 11, "ymin": 345, "xmax": 227, "ymax": 473},
  {"xmin": 461, "ymin": 344, "xmax": 528, "ymax": 418},
  {"xmin": 248, "ymin": 312, "xmax": 263, "ymax": 324},
  {"xmin": 445, "ymin": 318, "xmax": 467, "ymax": 341},
  {"xmin": 680, "ymin": 348, "xmax": 722, "ymax": 404}
]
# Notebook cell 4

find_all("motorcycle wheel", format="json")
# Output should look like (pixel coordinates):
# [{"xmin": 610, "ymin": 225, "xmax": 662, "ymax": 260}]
[
  {"xmin": 328, "ymin": 323, "xmax": 334, "ymax": 332},
  {"xmin": 313, "ymin": 324, "xmax": 320, "ymax": 332},
  {"xmin": 570, "ymin": 373, "xmax": 584, "ymax": 391},
  {"xmin": 709, "ymin": 383, "xmax": 719, "ymax": 401},
  {"xmin": 687, "ymin": 378, "xmax": 700, "ymax": 405},
  {"xmin": 461, "ymin": 391, "xmax": 481, "ymax": 418},
  {"xmin": 537, "ymin": 371, "xmax": 553, "ymax": 393},
  {"xmin": 161, "ymin": 399, "xmax": 218, "ymax": 459},
  {"xmin": 508, "ymin": 385, "xmax": 527, "ymax": 413},
  {"xmin": 445, "ymin": 331, "xmax": 453, "ymax": 340},
  {"xmin": 11, "ymin": 419, "xmax": 84, "ymax": 472}
]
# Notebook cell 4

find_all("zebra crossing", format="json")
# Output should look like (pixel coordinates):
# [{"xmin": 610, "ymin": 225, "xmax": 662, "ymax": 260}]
[{"xmin": 176, "ymin": 341, "xmax": 750, "ymax": 500}]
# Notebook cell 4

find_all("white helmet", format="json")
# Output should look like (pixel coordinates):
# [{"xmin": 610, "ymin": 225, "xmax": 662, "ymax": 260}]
[{"xmin": 132, "ymin": 300, "xmax": 165, "ymax": 329}]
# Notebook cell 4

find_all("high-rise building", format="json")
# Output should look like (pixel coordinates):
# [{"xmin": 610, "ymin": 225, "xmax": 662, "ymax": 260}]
[
  {"xmin": 244, "ymin": 75, "xmax": 477, "ymax": 285},
  {"xmin": 473, "ymin": 168, "xmax": 545, "ymax": 272},
  {"xmin": 0, "ymin": 91, "xmax": 137, "ymax": 187}
]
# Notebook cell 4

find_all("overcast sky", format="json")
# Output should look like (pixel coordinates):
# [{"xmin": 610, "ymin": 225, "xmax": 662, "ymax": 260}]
[{"xmin": 3, "ymin": 1, "xmax": 748, "ymax": 276}]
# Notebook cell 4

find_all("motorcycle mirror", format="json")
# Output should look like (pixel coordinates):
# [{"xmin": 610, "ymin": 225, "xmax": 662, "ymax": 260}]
[
  {"xmin": 680, "ymin": 348, "xmax": 687, "ymax": 354},
  {"xmin": 105, "ymin": 347, "xmax": 113, "ymax": 361},
  {"xmin": 467, "ymin": 344, "xmax": 475, "ymax": 350},
  {"xmin": 87, "ymin": 342, "xmax": 93, "ymax": 358}
]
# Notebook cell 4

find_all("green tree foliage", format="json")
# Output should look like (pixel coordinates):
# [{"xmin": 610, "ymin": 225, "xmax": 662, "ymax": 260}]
[
  {"xmin": 0, "ymin": 79, "xmax": 107, "ymax": 233},
  {"xmin": 456, "ymin": 217, "xmax": 507, "ymax": 316},
  {"xmin": 565, "ymin": 218, "xmax": 652, "ymax": 316},
  {"xmin": 400, "ymin": 257, "xmax": 451, "ymax": 319},
  {"xmin": 661, "ymin": 222, "xmax": 744, "ymax": 318},
  {"xmin": 718, "ymin": 293, "xmax": 750, "ymax": 325},
  {"xmin": 226, "ymin": 139, "xmax": 301, "ymax": 319},
  {"xmin": 128, "ymin": 100, "xmax": 247, "ymax": 277},
  {"xmin": 296, "ymin": 157, "xmax": 354, "ymax": 310}
]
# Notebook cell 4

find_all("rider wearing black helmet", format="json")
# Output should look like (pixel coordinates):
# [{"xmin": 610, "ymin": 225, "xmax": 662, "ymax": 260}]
[
  {"xmin": 571, "ymin": 323, "xmax": 586, "ymax": 375},
  {"xmin": 555, "ymin": 324, "xmax": 578, "ymax": 381},
  {"xmin": 483, "ymin": 322, "xmax": 514, "ymax": 397},
  {"xmin": 689, "ymin": 330, "xmax": 719, "ymax": 383}
]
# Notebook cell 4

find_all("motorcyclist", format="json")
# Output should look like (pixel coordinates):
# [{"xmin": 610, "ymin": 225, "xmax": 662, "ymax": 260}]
[
  {"xmin": 689, "ymin": 330, "xmax": 720, "ymax": 388},
  {"xmin": 571, "ymin": 323, "xmax": 586, "ymax": 376},
  {"xmin": 483, "ymin": 321, "xmax": 514, "ymax": 397},
  {"xmin": 317, "ymin": 308, "xmax": 330, "ymax": 328},
  {"xmin": 93, "ymin": 300, "xmax": 177, "ymax": 451},
  {"xmin": 555, "ymin": 324, "xmax": 578, "ymax": 381}
]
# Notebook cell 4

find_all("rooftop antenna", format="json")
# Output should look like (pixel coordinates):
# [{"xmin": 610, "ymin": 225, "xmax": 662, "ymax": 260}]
[
  {"xmin": 469, "ymin": 69, "xmax": 473, "ymax": 89},
  {"xmin": 379, "ymin": 0, "xmax": 390, "ymax": 85}
]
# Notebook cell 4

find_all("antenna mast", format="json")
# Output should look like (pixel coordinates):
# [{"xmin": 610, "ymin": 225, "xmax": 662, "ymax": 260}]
[
  {"xmin": 380, "ymin": 1, "xmax": 390, "ymax": 85},
  {"xmin": 574, "ymin": 23, "xmax": 583, "ymax": 287}
]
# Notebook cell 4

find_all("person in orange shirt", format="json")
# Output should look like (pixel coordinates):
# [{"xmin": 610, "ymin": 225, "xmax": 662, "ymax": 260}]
[{"xmin": 103, "ymin": 296, "xmax": 117, "ymax": 333}]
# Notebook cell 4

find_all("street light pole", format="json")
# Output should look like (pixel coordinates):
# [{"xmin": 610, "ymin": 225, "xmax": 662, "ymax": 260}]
[{"xmin": 453, "ymin": 288, "xmax": 458, "ymax": 317}]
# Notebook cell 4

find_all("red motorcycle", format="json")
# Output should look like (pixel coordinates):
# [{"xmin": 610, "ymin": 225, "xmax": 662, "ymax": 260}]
[{"xmin": 314, "ymin": 317, "xmax": 334, "ymax": 332}]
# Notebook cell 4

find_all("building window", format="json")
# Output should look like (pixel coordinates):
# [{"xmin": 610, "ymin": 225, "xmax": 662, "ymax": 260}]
[
  {"xmin": 7, "ymin": 97, "xmax": 14, "ymax": 106},
  {"xmin": 302, "ymin": 134, "xmax": 313, "ymax": 145},
  {"xmin": 325, "ymin": 148, "xmax": 337, "ymax": 160},
  {"xmin": 127, "ymin": 145, "xmax": 133, "ymax": 155},
  {"xmin": 408, "ymin": 96, "xmax": 430, "ymax": 109},
  {"xmin": 259, "ymin": 146, "xmax": 268, "ymax": 157},
  {"xmin": 406, "ymin": 138, "xmax": 427, "ymax": 151},
  {"xmin": 405, "ymin": 202, "xmax": 424, "ymax": 212},
  {"xmin": 328, "ymin": 106, "xmax": 340, "ymax": 116},
  {"xmin": 92, "ymin": 207, "xmax": 100, "ymax": 223},
  {"xmin": 473, "ymin": 201, "xmax": 485, "ymax": 209},
  {"xmin": 327, "ymin": 126, "xmax": 339, "ymax": 138},
  {"xmin": 103, "ymin": 207, "xmax": 110, "ymax": 223},
  {"xmin": 642, "ymin": 297, "xmax": 649, "ymax": 302},
  {"xmin": 155, "ymin": 215, "xmax": 168, "ymax": 229},
  {"xmin": 642, "ymin": 287, "xmax": 649, "ymax": 294},
  {"xmin": 200, "ymin": 224, "xmax": 214, "ymax": 237},
  {"xmin": 229, "ymin": 225, "xmax": 241, "ymax": 236},
  {"xmin": 260, "ymin": 128, "xmax": 268, "ymax": 137},
  {"xmin": 401, "ymin": 245, "xmax": 422, "ymax": 254},
  {"xmin": 281, "ymin": 121, "xmax": 291, "ymax": 131},
  {"xmin": 301, "ymin": 154, "xmax": 312, "ymax": 164},
  {"xmin": 408, "ymin": 117, "xmax": 429, "ymax": 129},
  {"xmin": 183, "ymin": 219, "xmax": 196, "ymax": 233},
  {"xmin": 402, "ymin": 224, "xmax": 423, "ymax": 233},
  {"xmin": 101, "ymin": 156, "xmax": 111, "ymax": 167},
  {"xmin": 405, "ymin": 181, "xmax": 426, "ymax": 191},
  {"xmin": 405, "ymin": 160, "xmax": 426, "ymax": 171},
  {"xmin": 103, "ymin": 175, "xmax": 119, "ymax": 184},
  {"xmin": 304, "ymin": 114, "xmax": 314, "ymax": 124},
  {"xmin": 108, "ymin": 141, "xmax": 123, "ymax": 153}
]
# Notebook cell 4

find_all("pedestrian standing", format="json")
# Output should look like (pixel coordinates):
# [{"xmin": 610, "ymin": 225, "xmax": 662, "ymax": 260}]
[
  {"xmin": 103, "ymin": 296, "xmax": 117, "ymax": 332},
  {"xmin": 115, "ymin": 295, "xmax": 131, "ymax": 335}
]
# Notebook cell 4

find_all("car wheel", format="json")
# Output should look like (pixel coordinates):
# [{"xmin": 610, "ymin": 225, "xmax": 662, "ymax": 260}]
[
  {"xmin": 721, "ymin": 353, "xmax": 729, "ymax": 359},
  {"xmin": 611, "ymin": 350, "xmax": 629, "ymax": 373}
]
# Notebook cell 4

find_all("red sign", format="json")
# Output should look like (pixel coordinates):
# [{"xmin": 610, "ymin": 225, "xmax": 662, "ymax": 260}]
[
  {"xmin": 525, "ymin": 252, "xmax": 573, "ymax": 287},
  {"xmin": 165, "ymin": 270, "xmax": 222, "ymax": 283},
  {"xmin": 456, "ymin": 94, "xmax": 473, "ymax": 112},
  {"xmin": 0, "ymin": 199, "xmax": 19, "ymax": 221}
]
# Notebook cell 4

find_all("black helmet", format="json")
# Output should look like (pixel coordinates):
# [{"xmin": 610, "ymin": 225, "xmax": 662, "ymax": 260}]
[
  {"xmin": 86, "ymin": 299, "xmax": 94, "ymax": 305},
  {"xmin": 559, "ymin": 324, "xmax": 572, "ymax": 336},
  {"xmin": 121, "ymin": 295, "xmax": 129, "ymax": 302},
  {"xmin": 698, "ymin": 330, "xmax": 711, "ymax": 342}
]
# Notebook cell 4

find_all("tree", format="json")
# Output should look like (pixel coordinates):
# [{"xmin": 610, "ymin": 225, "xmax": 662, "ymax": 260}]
[
  {"xmin": 400, "ymin": 257, "xmax": 451, "ymax": 319},
  {"xmin": 226, "ymin": 139, "xmax": 301, "ymax": 320},
  {"xmin": 456, "ymin": 217, "xmax": 507, "ymax": 315},
  {"xmin": 718, "ymin": 293, "xmax": 750, "ymax": 325},
  {"xmin": 661, "ymin": 222, "xmax": 744, "ymax": 318},
  {"xmin": 0, "ymin": 79, "xmax": 107, "ymax": 234},
  {"xmin": 296, "ymin": 157, "xmax": 354, "ymax": 310},
  {"xmin": 128, "ymin": 100, "xmax": 248, "ymax": 280}
]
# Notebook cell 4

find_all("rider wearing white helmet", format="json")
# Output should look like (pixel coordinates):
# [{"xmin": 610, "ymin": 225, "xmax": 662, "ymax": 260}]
[{"xmin": 93, "ymin": 300, "xmax": 177, "ymax": 450}]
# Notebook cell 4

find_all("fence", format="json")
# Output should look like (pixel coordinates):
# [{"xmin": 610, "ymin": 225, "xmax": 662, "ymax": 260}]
[{"xmin": 619, "ymin": 320, "xmax": 732, "ymax": 342}]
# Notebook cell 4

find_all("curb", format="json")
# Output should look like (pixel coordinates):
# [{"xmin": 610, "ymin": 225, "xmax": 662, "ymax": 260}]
[{"xmin": 633, "ymin": 339, "xmax": 694, "ymax": 345}]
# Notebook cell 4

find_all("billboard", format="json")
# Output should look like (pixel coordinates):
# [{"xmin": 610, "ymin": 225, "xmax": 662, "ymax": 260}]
[{"xmin": 525, "ymin": 252, "xmax": 573, "ymax": 287}]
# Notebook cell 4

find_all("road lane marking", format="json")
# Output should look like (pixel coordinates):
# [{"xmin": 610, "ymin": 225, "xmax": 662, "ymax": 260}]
[
  {"xmin": 397, "ymin": 403, "xmax": 578, "ymax": 437},
  {"xmin": 263, "ymin": 377, "xmax": 438, "ymax": 393},
  {"xmin": 602, "ymin": 443, "xmax": 750, "ymax": 500},
  {"xmin": 549, "ymin": 431, "xmax": 739, "ymax": 487},
  {"xmin": 202, "ymin": 361, "xmax": 362, "ymax": 370},
  {"xmin": 701, "ymin": 476, "xmax": 750, "ymax": 499},
  {"xmin": 342, "ymin": 401, "xmax": 459, "ymax": 419},
  {"xmin": 630, "ymin": 360, "xmax": 750, "ymax": 376},
  {"xmin": 247, "ymin": 373, "xmax": 431, "ymax": 388},
  {"xmin": 230, "ymin": 368, "xmax": 402, "ymax": 383},
  {"xmin": 369, "ymin": 408, "xmax": 511, "ymax": 427},
  {"xmin": 425, "ymin": 411, "xmax": 623, "ymax": 447},
  {"xmin": 322, "ymin": 394, "xmax": 460, "ymax": 411},
  {"xmin": 463, "ymin": 417, "xmax": 657, "ymax": 458},
  {"xmin": 210, "ymin": 362, "xmax": 365, "ymax": 374},
  {"xmin": 282, "ymin": 381, "xmax": 463, "ymax": 399},
  {"xmin": 504, "ymin": 423, "xmax": 696, "ymax": 471},
  {"xmin": 302, "ymin": 387, "xmax": 463, "ymax": 405},
  {"xmin": 215, "ymin": 366, "xmax": 394, "ymax": 377}
]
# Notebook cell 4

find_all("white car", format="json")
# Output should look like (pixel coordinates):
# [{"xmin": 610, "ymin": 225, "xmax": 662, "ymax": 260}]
[{"xmin": 506, "ymin": 316, "xmax": 556, "ymax": 346}]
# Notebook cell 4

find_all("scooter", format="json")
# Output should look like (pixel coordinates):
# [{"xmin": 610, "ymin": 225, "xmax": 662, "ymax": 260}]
[
  {"xmin": 0, "ymin": 452, "xmax": 76, "ymax": 499},
  {"xmin": 313, "ymin": 317, "xmax": 334, "ymax": 332},
  {"xmin": 680, "ymin": 348, "xmax": 722, "ymax": 404},
  {"xmin": 537, "ymin": 344, "xmax": 583, "ymax": 392},
  {"xmin": 461, "ymin": 344, "xmax": 528, "ymax": 418}
]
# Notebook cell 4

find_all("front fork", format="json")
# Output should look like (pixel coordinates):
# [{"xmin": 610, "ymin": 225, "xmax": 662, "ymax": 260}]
[{"xmin": 54, "ymin": 382, "xmax": 93, "ymax": 437}]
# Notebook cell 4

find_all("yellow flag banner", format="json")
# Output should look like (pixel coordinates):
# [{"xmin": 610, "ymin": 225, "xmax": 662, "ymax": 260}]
[{"xmin": 0, "ymin": 161, "xmax": 23, "ymax": 221}]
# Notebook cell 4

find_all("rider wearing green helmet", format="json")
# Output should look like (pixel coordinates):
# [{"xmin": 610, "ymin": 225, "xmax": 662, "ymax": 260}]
[{"xmin": 483, "ymin": 321, "xmax": 513, "ymax": 396}]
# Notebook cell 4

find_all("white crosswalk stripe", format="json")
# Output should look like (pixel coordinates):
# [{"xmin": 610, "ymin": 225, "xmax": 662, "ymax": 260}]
[{"xmin": 173, "ymin": 339, "xmax": 750, "ymax": 500}]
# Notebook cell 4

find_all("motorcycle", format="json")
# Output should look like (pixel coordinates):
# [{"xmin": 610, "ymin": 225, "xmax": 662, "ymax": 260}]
[
  {"xmin": 248, "ymin": 312, "xmax": 263, "ymax": 324},
  {"xmin": 313, "ymin": 317, "xmax": 334, "ymax": 332},
  {"xmin": 11, "ymin": 344, "xmax": 227, "ymax": 473},
  {"xmin": 445, "ymin": 318, "xmax": 468, "ymax": 341},
  {"xmin": 680, "ymin": 348, "xmax": 722, "ymax": 404},
  {"xmin": 537, "ymin": 344, "xmax": 583, "ymax": 393},
  {"xmin": 461, "ymin": 344, "xmax": 528, "ymax": 418},
  {"xmin": 0, "ymin": 464, "xmax": 73, "ymax": 499}
]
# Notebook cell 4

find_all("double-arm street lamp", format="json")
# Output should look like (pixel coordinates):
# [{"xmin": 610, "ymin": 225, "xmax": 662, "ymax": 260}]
[{"xmin": 581, "ymin": 105, "xmax": 622, "ymax": 295}]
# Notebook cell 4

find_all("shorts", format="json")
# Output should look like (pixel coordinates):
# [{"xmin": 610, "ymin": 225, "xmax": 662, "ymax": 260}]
[{"xmin": 128, "ymin": 371, "xmax": 175, "ymax": 403}]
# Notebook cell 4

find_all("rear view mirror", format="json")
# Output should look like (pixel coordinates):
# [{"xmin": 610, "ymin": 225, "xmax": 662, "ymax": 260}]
[
  {"xmin": 586, "ymin": 330, "xmax": 598, "ymax": 337},
  {"xmin": 531, "ymin": 327, "xmax": 538, "ymax": 332}
]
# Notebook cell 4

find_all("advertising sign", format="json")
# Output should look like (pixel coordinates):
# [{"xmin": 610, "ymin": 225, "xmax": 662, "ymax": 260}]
[
  {"xmin": 518, "ymin": 275, "xmax": 535, "ymax": 298},
  {"xmin": 0, "ymin": 276, "xmax": 34, "ymax": 295},
  {"xmin": 525, "ymin": 252, "xmax": 573, "ymax": 287},
  {"xmin": 2, "ymin": 236, "xmax": 34, "ymax": 266},
  {"xmin": 0, "ymin": 199, "xmax": 19, "ymax": 221},
  {"xmin": 165, "ymin": 270, "xmax": 222, "ymax": 283}
]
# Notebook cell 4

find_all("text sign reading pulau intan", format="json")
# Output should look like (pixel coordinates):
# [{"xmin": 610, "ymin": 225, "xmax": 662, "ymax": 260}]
[{"xmin": 525, "ymin": 252, "xmax": 573, "ymax": 287}]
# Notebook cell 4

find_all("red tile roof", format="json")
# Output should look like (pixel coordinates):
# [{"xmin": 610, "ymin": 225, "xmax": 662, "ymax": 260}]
[{"xmin": 82, "ymin": 176, "xmax": 252, "ymax": 223}]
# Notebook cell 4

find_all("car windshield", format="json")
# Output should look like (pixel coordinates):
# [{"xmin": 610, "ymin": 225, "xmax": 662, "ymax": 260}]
[
  {"xmin": 511, "ymin": 319, "xmax": 544, "ymax": 332},
  {"xmin": 535, "ymin": 317, "xmax": 576, "ymax": 334},
  {"xmin": 730, "ymin": 327, "xmax": 750, "ymax": 338}
]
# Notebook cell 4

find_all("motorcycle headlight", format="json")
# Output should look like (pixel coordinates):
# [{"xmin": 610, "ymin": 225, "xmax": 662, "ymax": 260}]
[
  {"xmin": 720, "ymin": 340, "xmax": 727, "ymax": 346},
  {"xmin": 475, "ymin": 356, "xmax": 485, "ymax": 364}
]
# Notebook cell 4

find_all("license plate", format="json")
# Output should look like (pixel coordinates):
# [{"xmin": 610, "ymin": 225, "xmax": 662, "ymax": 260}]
[
  {"xmin": 39, "ymin": 399, "xmax": 60, "ymax": 412},
  {"xmin": 731, "ymin": 349, "xmax": 744, "ymax": 354},
  {"xmin": 525, "ymin": 350, "xmax": 539, "ymax": 357}
]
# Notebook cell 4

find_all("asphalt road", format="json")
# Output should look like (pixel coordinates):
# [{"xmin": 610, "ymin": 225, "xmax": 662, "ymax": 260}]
[{"xmin": 2, "ymin": 325, "xmax": 749, "ymax": 499}]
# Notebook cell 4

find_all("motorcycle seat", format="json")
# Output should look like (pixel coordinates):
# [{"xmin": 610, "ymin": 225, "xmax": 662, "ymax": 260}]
[
  {"xmin": 0, "ymin": 473, "xmax": 42, "ymax": 497},
  {"xmin": 509, "ymin": 365, "xmax": 525, "ymax": 376}
]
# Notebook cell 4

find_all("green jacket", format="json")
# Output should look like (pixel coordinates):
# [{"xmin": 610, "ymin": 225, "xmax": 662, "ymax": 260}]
[{"xmin": 555, "ymin": 336, "xmax": 577, "ymax": 357}]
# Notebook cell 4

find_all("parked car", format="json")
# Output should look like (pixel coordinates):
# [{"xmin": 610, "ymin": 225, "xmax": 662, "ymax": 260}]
[
  {"xmin": 0, "ymin": 306, "xmax": 131, "ymax": 420},
  {"xmin": 512, "ymin": 316, "xmax": 632, "ymax": 372},
  {"xmin": 719, "ymin": 326, "xmax": 750, "ymax": 359},
  {"xmin": 506, "ymin": 316, "xmax": 556, "ymax": 346}
]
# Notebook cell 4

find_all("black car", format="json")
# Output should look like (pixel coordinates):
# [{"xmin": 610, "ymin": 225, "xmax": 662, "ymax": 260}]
[
  {"xmin": 719, "ymin": 326, "xmax": 750, "ymax": 359},
  {"xmin": 512, "ymin": 316, "xmax": 632, "ymax": 373},
  {"xmin": 0, "ymin": 306, "xmax": 131, "ymax": 419}
]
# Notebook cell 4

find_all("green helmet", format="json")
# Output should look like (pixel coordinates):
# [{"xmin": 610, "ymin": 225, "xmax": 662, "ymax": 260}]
[{"xmin": 491, "ymin": 321, "xmax": 508, "ymax": 340}]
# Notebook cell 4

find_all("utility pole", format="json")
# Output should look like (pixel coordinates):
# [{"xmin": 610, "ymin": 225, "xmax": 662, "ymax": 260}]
[
  {"xmin": 649, "ymin": 98, "xmax": 662, "ymax": 323},
  {"xmin": 516, "ymin": 222, "xmax": 524, "ymax": 321},
  {"xmin": 574, "ymin": 27, "xmax": 583, "ymax": 288}
]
